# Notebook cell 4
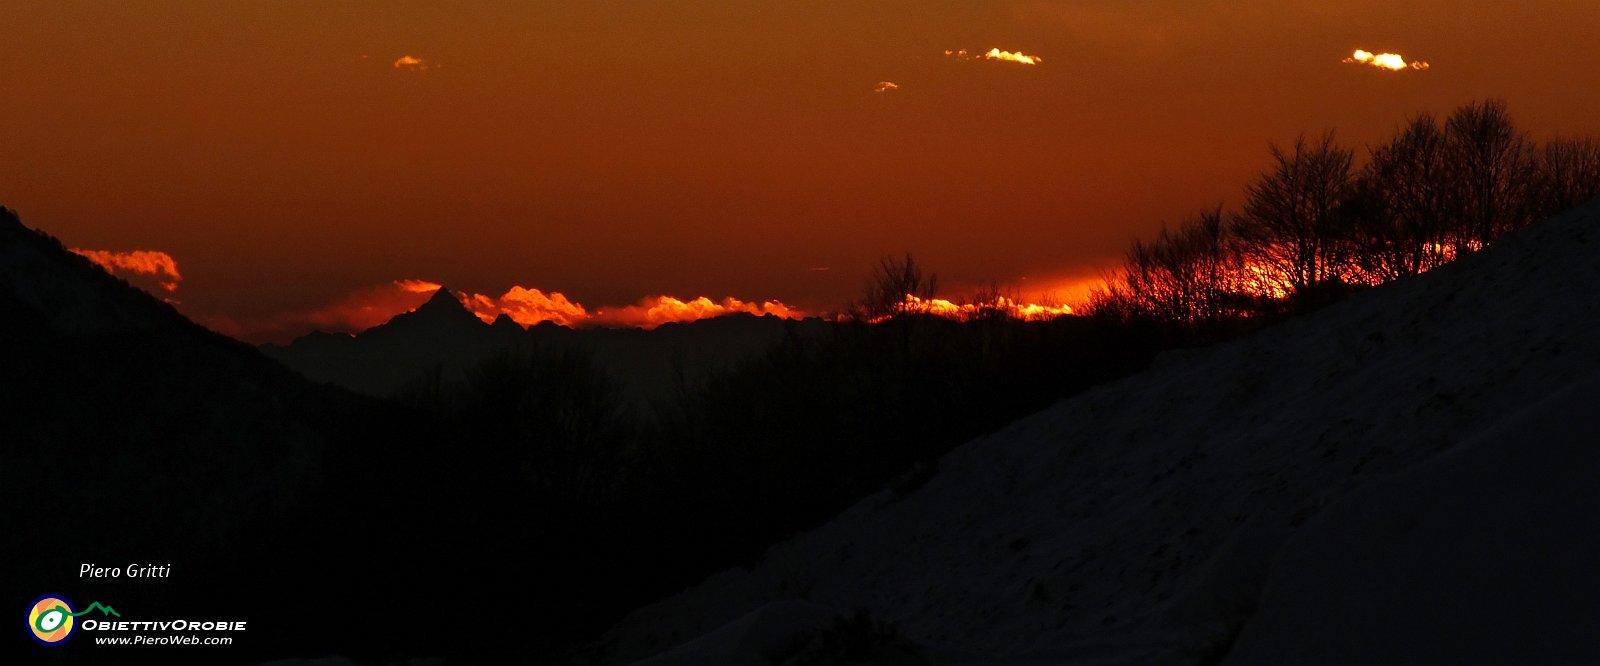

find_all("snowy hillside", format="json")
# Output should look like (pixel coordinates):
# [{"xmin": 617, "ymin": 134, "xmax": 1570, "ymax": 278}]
[{"xmin": 594, "ymin": 198, "xmax": 1600, "ymax": 665}]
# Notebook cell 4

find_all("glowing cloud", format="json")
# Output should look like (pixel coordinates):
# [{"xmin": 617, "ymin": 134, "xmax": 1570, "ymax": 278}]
[
  {"xmin": 216, "ymin": 279, "xmax": 808, "ymax": 341},
  {"xmin": 71, "ymin": 248, "xmax": 183, "ymax": 292},
  {"xmin": 590, "ymin": 296, "xmax": 799, "ymax": 328},
  {"xmin": 1344, "ymin": 49, "xmax": 1429, "ymax": 71},
  {"xmin": 983, "ymin": 48, "xmax": 1042, "ymax": 65},
  {"xmin": 393, "ymin": 55, "xmax": 431, "ymax": 71},
  {"xmin": 874, "ymin": 81, "xmax": 901, "ymax": 93},
  {"xmin": 395, "ymin": 278, "xmax": 444, "ymax": 293},
  {"xmin": 887, "ymin": 294, "xmax": 1071, "ymax": 322},
  {"xmin": 462, "ymin": 286, "xmax": 589, "ymax": 328},
  {"xmin": 945, "ymin": 47, "xmax": 1042, "ymax": 65}
]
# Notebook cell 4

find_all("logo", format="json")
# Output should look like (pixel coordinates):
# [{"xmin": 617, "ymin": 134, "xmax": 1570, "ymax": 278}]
[{"xmin": 27, "ymin": 595, "xmax": 120, "ymax": 646}]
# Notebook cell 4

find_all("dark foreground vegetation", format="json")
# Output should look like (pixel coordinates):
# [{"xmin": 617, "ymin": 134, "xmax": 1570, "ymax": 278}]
[
  {"xmin": 1089, "ymin": 99, "xmax": 1600, "ymax": 321},
  {"xmin": 6, "ymin": 99, "xmax": 1598, "ymax": 665}
]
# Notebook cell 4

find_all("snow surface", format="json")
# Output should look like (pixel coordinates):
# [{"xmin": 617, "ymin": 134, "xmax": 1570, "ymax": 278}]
[{"xmin": 594, "ymin": 198, "xmax": 1600, "ymax": 665}]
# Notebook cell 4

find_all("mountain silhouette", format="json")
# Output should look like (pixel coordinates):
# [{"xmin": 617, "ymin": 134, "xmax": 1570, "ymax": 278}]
[
  {"xmin": 260, "ymin": 285, "xmax": 524, "ymax": 396},
  {"xmin": 0, "ymin": 206, "xmax": 373, "ymax": 662},
  {"xmin": 263, "ymin": 294, "xmax": 830, "ymax": 408},
  {"xmin": 407, "ymin": 285, "xmax": 481, "ymax": 323}
]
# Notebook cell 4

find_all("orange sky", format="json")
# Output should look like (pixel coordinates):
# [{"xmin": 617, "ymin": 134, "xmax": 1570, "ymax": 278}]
[{"xmin": 4, "ymin": 2, "xmax": 1598, "ymax": 342}]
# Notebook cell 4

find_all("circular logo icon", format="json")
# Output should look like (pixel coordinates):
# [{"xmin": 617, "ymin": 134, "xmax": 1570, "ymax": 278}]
[{"xmin": 28, "ymin": 595, "xmax": 75, "ymax": 645}]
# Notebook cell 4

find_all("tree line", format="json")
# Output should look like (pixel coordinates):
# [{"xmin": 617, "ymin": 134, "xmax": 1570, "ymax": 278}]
[{"xmin": 1088, "ymin": 100, "xmax": 1600, "ymax": 323}]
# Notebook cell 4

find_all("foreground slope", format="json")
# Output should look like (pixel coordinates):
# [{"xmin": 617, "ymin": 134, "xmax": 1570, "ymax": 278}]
[
  {"xmin": 597, "ymin": 199, "xmax": 1600, "ymax": 665},
  {"xmin": 1223, "ymin": 371, "xmax": 1600, "ymax": 664},
  {"xmin": 0, "ymin": 208, "xmax": 388, "ymax": 662},
  {"xmin": 0, "ymin": 208, "xmax": 337, "ymax": 588}
]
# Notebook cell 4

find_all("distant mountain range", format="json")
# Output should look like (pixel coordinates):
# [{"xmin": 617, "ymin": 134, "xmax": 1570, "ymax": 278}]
[{"xmin": 261, "ymin": 287, "xmax": 832, "ymax": 409}]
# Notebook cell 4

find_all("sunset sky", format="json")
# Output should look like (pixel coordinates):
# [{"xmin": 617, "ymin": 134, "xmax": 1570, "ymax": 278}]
[{"xmin": 4, "ymin": 1, "xmax": 1598, "ymax": 342}]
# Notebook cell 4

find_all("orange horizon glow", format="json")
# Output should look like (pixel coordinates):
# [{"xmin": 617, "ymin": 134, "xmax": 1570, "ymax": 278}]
[
  {"xmin": 189, "ymin": 277, "xmax": 1090, "ymax": 343},
  {"xmin": 445, "ymin": 283, "xmax": 1073, "ymax": 328},
  {"xmin": 11, "ymin": 4, "xmax": 1598, "ymax": 338},
  {"xmin": 394, "ymin": 280, "xmax": 807, "ymax": 330},
  {"xmin": 70, "ymin": 242, "xmax": 1102, "ymax": 343},
  {"xmin": 881, "ymin": 293, "xmax": 1072, "ymax": 323}
]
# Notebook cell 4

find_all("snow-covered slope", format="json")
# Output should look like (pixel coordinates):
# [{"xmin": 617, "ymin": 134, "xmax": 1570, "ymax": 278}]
[
  {"xmin": 1224, "ymin": 371, "xmax": 1600, "ymax": 665},
  {"xmin": 595, "ymin": 198, "xmax": 1600, "ymax": 665}
]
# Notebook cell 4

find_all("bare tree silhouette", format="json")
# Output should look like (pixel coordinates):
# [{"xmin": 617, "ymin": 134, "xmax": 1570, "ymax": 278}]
[
  {"xmin": 1534, "ymin": 136, "xmax": 1600, "ymax": 218},
  {"xmin": 1092, "ymin": 99, "xmax": 1599, "ymax": 323},
  {"xmin": 1231, "ymin": 131, "xmax": 1356, "ymax": 298},
  {"xmin": 1095, "ymin": 207, "xmax": 1238, "ymax": 322},
  {"xmin": 1351, "ymin": 113, "xmax": 1454, "ymax": 282},
  {"xmin": 858, "ymin": 252, "xmax": 938, "ymax": 320},
  {"xmin": 1442, "ymin": 99, "xmax": 1537, "ymax": 251}
]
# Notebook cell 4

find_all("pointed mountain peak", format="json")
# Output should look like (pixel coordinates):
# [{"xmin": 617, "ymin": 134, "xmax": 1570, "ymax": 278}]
[
  {"xmin": 491, "ymin": 313, "xmax": 523, "ymax": 330},
  {"xmin": 354, "ymin": 285, "xmax": 486, "ymax": 340},
  {"xmin": 417, "ymin": 287, "xmax": 466, "ymax": 313}
]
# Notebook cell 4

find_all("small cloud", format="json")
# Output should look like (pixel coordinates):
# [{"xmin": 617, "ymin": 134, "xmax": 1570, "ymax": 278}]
[
  {"xmin": 1343, "ymin": 49, "xmax": 1429, "ymax": 71},
  {"xmin": 393, "ymin": 55, "xmax": 431, "ymax": 71},
  {"xmin": 874, "ymin": 81, "xmax": 901, "ymax": 94},
  {"xmin": 394, "ymin": 278, "xmax": 444, "ymax": 293},
  {"xmin": 807, "ymin": 266, "xmax": 832, "ymax": 272},
  {"xmin": 71, "ymin": 248, "xmax": 182, "ymax": 292},
  {"xmin": 945, "ymin": 47, "xmax": 1042, "ymax": 65},
  {"xmin": 982, "ymin": 48, "xmax": 1041, "ymax": 65}
]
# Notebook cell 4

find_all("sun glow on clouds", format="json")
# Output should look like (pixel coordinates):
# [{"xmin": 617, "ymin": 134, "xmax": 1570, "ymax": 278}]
[
  {"xmin": 592, "ymin": 296, "xmax": 800, "ymax": 328},
  {"xmin": 1344, "ymin": 49, "xmax": 1429, "ymax": 71},
  {"xmin": 201, "ymin": 278, "xmax": 1083, "ymax": 344},
  {"xmin": 71, "ymin": 248, "xmax": 183, "ymax": 292},
  {"xmin": 874, "ymin": 81, "xmax": 900, "ymax": 93},
  {"xmin": 983, "ymin": 48, "xmax": 1041, "ymax": 65},
  {"xmin": 395, "ymin": 278, "xmax": 442, "ymax": 294},
  {"xmin": 380, "ymin": 281, "xmax": 803, "ymax": 330},
  {"xmin": 393, "ymin": 55, "xmax": 431, "ymax": 71},
  {"xmin": 464, "ymin": 285, "xmax": 589, "ymax": 328},
  {"xmin": 944, "ymin": 48, "xmax": 1042, "ymax": 65},
  {"xmin": 893, "ymin": 294, "xmax": 1071, "ymax": 322}
]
